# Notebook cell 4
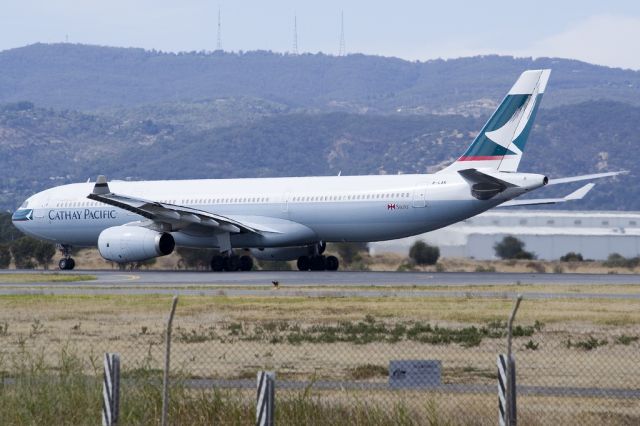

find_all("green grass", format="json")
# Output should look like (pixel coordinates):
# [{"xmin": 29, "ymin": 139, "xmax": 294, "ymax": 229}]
[
  {"xmin": 175, "ymin": 316, "xmax": 541, "ymax": 348},
  {"xmin": 0, "ymin": 273, "xmax": 96, "ymax": 283},
  {"xmin": 566, "ymin": 336, "xmax": 609, "ymax": 351}
]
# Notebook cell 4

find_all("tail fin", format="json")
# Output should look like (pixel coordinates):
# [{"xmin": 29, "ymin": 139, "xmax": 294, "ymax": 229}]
[{"xmin": 442, "ymin": 69, "xmax": 551, "ymax": 173}]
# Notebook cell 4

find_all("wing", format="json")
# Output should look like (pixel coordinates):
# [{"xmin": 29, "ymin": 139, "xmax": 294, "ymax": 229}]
[
  {"xmin": 87, "ymin": 175, "xmax": 259, "ymax": 234},
  {"xmin": 499, "ymin": 183, "xmax": 594, "ymax": 207}
]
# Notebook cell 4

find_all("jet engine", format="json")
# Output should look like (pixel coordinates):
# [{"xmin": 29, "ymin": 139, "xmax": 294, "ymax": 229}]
[{"xmin": 98, "ymin": 226, "xmax": 175, "ymax": 263}]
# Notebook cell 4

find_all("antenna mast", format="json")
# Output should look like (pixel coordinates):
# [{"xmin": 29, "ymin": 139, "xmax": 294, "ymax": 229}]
[
  {"xmin": 293, "ymin": 14, "xmax": 299, "ymax": 55},
  {"xmin": 338, "ymin": 10, "xmax": 346, "ymax": 56},
  {"xmin": 216, "ymin": 7, "xmax": 222, "ymax": 51}
]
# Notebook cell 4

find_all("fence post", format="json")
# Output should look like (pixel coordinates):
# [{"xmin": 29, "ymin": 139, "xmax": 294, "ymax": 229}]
[
  {"xmin": 500, "ymin": 294, "xmax": 522, "ymax": 426},
  {"xmin": 102, "ymin": 353, "xmax": 120, "ymax": 426},
  {"xmin": 256, "ymin": 371, "xmax": 275, "ymax": 426},
  {"xmin": 161, "ymin": 296, "xmax": 179, "ymax": 426}
]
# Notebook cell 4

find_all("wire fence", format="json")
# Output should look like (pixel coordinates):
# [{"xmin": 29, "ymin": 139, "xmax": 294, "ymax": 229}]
[{"xmin": 0, "ymin": 291, "xmax": 638, "ymax": 425}]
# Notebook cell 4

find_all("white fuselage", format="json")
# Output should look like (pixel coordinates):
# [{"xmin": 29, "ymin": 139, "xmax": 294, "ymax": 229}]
[{"xmin": 13, "ymin": 171, "xmax": 514, "ymax": 250}]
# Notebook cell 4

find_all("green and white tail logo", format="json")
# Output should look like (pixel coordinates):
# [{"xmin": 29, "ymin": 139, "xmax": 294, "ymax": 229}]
[{"xmin": 444, "ymin": 69, "xmax": 551, "ymax": 173}]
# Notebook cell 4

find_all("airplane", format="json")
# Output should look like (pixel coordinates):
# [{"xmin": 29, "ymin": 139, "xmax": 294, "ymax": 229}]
[{"xmin": 11, "ymin": 69, "xmax": 626, "ymax": 271}]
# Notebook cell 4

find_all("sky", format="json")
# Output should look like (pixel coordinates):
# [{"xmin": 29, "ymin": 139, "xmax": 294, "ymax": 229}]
[{"xmin": 1, "ymin": 0, "xmax": 640, "ymax": 69}]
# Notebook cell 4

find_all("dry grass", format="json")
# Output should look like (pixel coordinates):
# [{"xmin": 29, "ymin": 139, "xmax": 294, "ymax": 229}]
[
  {"xmin": 0, "ymin": 293, "xmax": 638, "ymax": 423},
  {"xmin": 19, "ymin": 247, "xmax": 640, "ymax": 274}
]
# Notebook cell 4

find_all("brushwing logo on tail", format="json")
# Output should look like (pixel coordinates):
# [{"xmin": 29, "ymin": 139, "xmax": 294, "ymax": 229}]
[{"xmin": 484, "ymin": 93, "xmax": 537, "ymax": 154}]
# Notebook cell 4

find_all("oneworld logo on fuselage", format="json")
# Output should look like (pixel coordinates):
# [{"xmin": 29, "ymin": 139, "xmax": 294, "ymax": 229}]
[{"xmin": 48, "ymin": 209, "xmax": 117, "ymax": 221}]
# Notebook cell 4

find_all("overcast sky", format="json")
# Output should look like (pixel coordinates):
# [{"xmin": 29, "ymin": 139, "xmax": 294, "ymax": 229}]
[{"xmin": 2, "ymin": 0, "xmax": 640, "ymax": 69}]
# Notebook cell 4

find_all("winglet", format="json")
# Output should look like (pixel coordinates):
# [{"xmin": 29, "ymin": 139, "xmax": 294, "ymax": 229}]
[
  {"xmin": 499, "ymin": 183, "xmax": 596, "ymax": 207},
  {"xmin": 93, "ymin": 175, "xmax": 110, "ymax": 195}
]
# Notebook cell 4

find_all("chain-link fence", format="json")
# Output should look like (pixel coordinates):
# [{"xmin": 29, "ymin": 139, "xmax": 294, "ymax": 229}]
[{"xmin": 0, "ymin": 291, "xmax": 638, "ymax": 425}]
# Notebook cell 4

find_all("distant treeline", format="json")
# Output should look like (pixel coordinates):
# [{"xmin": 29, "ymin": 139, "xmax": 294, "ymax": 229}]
[{"xmin": 0, "ymin": 213, "xmax": 56, "ymax": 269}]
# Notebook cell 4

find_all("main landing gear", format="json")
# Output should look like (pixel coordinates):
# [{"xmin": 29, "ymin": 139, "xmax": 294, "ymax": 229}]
[
  {"xmin": 210, "ymin": 254, "xmax": 254, "ymax": 272},
  {"xmin": 296, "ymin": 255, "xmax": 339, "ymax": 271},
  {"xmin": 57, "ymin": 244, "xmax": 75, "ymax": 270}
]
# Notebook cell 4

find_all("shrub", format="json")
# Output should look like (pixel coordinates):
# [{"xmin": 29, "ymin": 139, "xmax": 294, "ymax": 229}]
[
  {"xmin": 0, "ymin": 244, "xmax": 11, "ymax": 269},
  {"xmin": 560, "ymin": 252, "xmax": 583, "ymax": 262},
  {"xmin": 603, "ymin": 253, "xmax": 640, "ymax": 269},
  {"xmin": 409, "ymin": 240, "xmax": 440, "ymax": 265},
  {"xmin": 494, "ymin": 236, "xmax": 535, "ymax": 260}
]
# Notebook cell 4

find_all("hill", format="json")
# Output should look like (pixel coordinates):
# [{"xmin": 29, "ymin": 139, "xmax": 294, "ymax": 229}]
[
  {"xmin": 1, "ymin": 44, "xmax": 640, "ymax": 114},
  {"xmin": 0, "ymin": 99, "xmax": 635, "ymax": 211}
]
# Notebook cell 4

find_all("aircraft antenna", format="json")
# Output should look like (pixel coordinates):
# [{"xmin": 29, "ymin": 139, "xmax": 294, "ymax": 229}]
[
  {"xmin": 338, "ymin": 10, "xmax": 346, "ymax": 56},
  {"xmin": 216, "ymin": 7, "xmax": 222, "ymax": 51},
  {"xmin": 292, "ymin": 13, "xmax": 299, "ymax": 55}
]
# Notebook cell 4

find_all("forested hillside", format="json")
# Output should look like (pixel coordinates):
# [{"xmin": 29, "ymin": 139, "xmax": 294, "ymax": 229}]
[
  {"xmin": 0, "ymin": 44, "xmax": 636, "ymax": 211},
  {"xmin": 0, "ymin": 99, "xmax": 635, "ymax": 211},
  {"xmin": 1, "ymin": 44, "xmax": 640, "ymax": 113}
]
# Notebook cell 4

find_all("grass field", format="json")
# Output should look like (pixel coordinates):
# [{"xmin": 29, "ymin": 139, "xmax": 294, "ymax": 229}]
[
  {"xmin": 0, "ymin": 290, "xmax": 639, "ymax": 424},
  {"xmin": 0, "ymin": 273, "xmax": 96, "ymax": 283}
]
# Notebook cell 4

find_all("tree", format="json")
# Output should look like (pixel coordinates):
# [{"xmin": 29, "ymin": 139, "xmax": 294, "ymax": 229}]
[
  {"xmin": 10, "ymin": 237, "xmax": 38, "ymax": 269},
  {"xmin": 33, "ymin": 241, "xmax": 56, "ymax": 270},
  {"xmin": 560, "ymin": 252, "xmax": 583, "ymax": 262},
  {"xmin": 0, "ymin": 244, "xmax": 11, "ymax": 269},
  {"xmin": 333, "ymin": 242, "xmax": 369, "ymax": 264},
  {"xmin": 0, "ymin": 212, "xmax": 23, "ymax": 243},
  {"xmin": 494, "ymin": 236, "xmax": 535, "ymax": 260},
  {"xmin": 409, "ymin": 240, "xmax": 440, "ymax": 265}
]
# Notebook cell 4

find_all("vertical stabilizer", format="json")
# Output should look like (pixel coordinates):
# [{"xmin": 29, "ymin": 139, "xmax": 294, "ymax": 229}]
[{"xmin": 441, "ymin": 69, "xmax": 551, "ymax": 173}]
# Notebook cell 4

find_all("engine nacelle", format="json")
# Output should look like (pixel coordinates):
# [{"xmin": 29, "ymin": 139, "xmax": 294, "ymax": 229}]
[
  {"xmin": 98, "ymin": 226, "xmax": 175, "ymax": 263},
  {"xmin": 250, "ymin": 246, "xmax": 313, "ymax": 261}
]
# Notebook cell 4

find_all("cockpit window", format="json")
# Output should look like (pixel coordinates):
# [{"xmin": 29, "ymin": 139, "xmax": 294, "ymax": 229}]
[{"xmin": 20, "ymin": 201, "xmax": 29, "ymax": 209}]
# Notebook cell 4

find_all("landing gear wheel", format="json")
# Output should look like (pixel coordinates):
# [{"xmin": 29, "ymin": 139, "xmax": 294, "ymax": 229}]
[
  {"xmin": 325, "ymin": 255, "xmax": 339, "ymax": 271},
  {"xmin": 224, "ymin": 255, "xmax": 240, "ymax": 272},
  {"xmin": 211, "ymin": 256, "xmax": 225, "ymax": 272},
  {"xmin": 58, "ymin": 258, "xmax": 75, "ymax": 270},
  {"xmin": 239, "ymin": 255, "xmax": 253, "ymax": 271},
  {"xmin": 297, "ymin": 256, "xmax": 310, "ymax": 271},
  {"xmin": 310, "ymin": 255, "xmax": 326, "ymax": 271}
]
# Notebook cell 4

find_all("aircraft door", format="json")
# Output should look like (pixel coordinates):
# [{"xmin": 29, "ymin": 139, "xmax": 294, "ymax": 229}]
[
  {"xmin": 34, "ymin": 196, "xmax": 49, "ymax": 220},
  {"xmin": 412, "ymin": 186, "xmax": 427, "ymax": 208},
  {"xmin": 280, "ymin": 192, "xmax": 290, "ymax": 213}
]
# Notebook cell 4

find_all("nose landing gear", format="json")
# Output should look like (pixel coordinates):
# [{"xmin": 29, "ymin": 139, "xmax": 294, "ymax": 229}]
[{"xmin": 57, "ymin": 244, "xmax": 75, "ymax": 270}]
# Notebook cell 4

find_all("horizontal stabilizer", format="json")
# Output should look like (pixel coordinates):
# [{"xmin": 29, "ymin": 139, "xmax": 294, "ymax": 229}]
[
  {"xmin": 547, "ymin": 170, "xmax": 628, "ymax": 185},
  {"xmin": 499, "ymin": 183, "xmax": 594, "ymax": 207}
]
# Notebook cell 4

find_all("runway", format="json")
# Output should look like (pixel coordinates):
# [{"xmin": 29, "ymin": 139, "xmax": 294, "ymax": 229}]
[{"xmin": 1, "ymin": 270, "xmax": 639, "ymax": 299}]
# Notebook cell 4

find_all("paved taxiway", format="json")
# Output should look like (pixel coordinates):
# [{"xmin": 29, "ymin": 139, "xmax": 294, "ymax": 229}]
[{"xmin": 0, "ymin": 270, "xmax": 639, "ymax": 299}]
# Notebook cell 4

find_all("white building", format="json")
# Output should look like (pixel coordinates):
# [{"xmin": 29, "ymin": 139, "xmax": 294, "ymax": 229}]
[{"xmin": 369, "ymin": 210, "xmax": 640, "ymax": 260}]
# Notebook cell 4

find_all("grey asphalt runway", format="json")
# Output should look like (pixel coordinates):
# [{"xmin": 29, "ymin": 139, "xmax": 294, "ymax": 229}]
[{"xmin": 1, "ymin": 270, "xmax": 639, "ymax": 299}]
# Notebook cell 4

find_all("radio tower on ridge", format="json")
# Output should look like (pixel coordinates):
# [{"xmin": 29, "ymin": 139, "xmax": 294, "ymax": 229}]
[
  {"xmin": 216, "ymin": 7, "xmax": 222, "ymax": 51},
  {"xmin": 338, "ymin": 10, "xmax": 346, "ymax": 56},
  {"xmin": 293, "ymin": 14, "xmax": 299, "ymax": 55}
]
